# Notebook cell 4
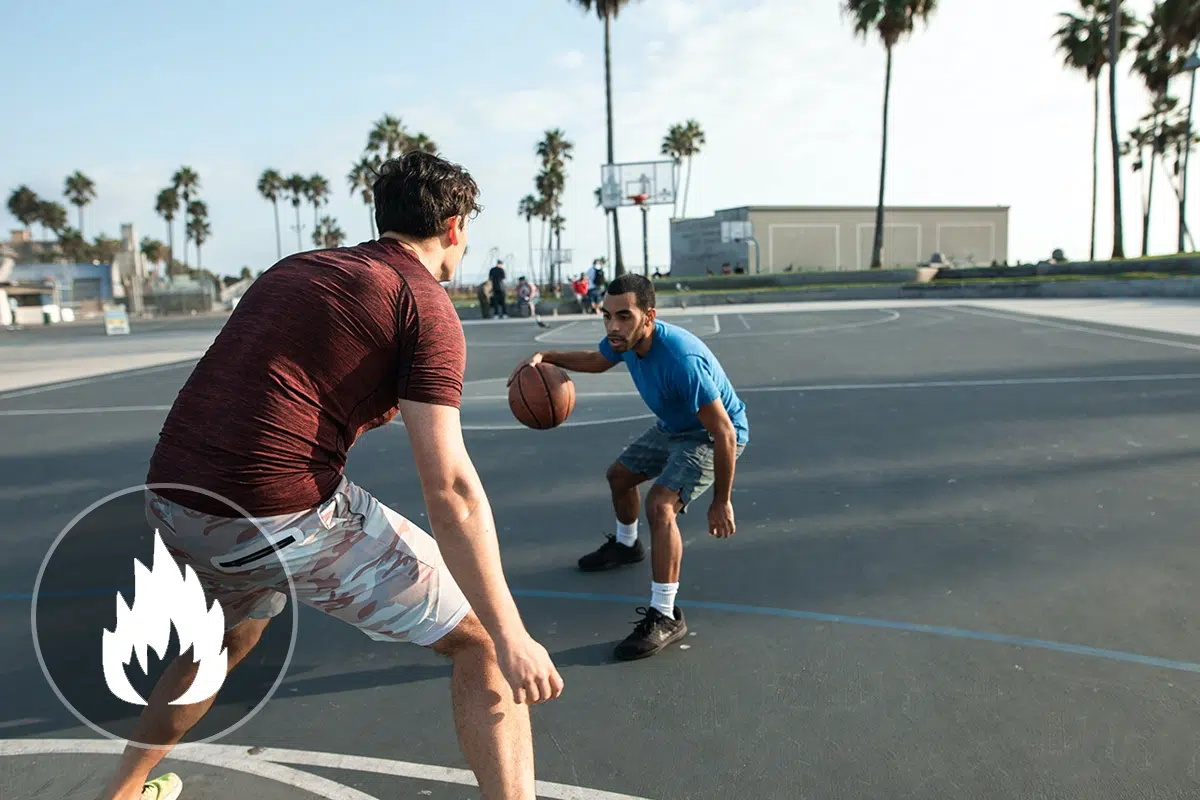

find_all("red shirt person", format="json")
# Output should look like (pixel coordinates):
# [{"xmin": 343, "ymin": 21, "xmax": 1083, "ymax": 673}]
[{"xmin": 101, "ymin": 152, "xmax": 561, "ymax": 800}]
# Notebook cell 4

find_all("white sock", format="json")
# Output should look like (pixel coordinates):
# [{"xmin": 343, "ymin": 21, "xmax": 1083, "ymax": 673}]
[
  {"xmin": 651, "ymin": 581, "xmax": 679, "ymax": 619},
  {"xmin": 616, "ymin": 519, "xmax": 638, "ymax": 547}
]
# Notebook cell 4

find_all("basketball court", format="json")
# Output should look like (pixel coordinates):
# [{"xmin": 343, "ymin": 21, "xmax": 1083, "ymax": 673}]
[{"xmin": 4, "ymin": 299, "xmax": 1200, "ymax": 798}]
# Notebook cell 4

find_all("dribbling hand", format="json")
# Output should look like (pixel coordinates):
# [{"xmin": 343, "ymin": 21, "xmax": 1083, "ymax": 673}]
[
  {"xmin": 495, "ymin": 632, "xmax": 564, "ymax": 705},
  {"xmin": 508, "ymin": 353, "xmax": 543, "ymax": 386}
]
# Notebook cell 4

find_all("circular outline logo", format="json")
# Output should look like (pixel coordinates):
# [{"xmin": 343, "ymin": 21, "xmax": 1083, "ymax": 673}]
[{"xmin": 30, "ymin": 483, "xmax": 299, "ymax": 748}]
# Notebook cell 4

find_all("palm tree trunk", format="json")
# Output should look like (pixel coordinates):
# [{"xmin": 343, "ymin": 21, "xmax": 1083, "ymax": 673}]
[
  {"xmin": 547, "ymin": 222, "xmax": 555, "ymax": 286},
  {"xmin": 166, "ymin": 220, "xmax": 173, "ymax": 275},
  {"xmin": 1181, "ymin": 70, "xmax": 1196, "ymax": 253},
  {"xmin": 683, "ymin": 156, "xmax": 694, "ymax": 218},
  {"xmin": 1090, "ymin": 77, "xmax": 1100, "ymax": 261},
  {"xmin": 526, "ymin": 218, "xmax": 534, "ymax": 281},
  {"xmin": 295, "ymin": 205, "xmax": 303, "ymax": 251},
  {"xmin": 77, "ymin": 205, "xmax": 84, "ymax": 238},
  {"xmin": 870, "ymin": 45, "xmax": 894, "ymax": 270},
  {"xmin": 273, "ymin": 201, "xmax": 282, "ymax": 260},
  {"xmin": 313, "ymin": 204, "xmax": 320, "ymax": 245},
  {"xmin": 604, "ymin": 12, "xmax": 624, "ymax": 276},
  {"xmin": 1109, "ymin": 0, "xmax": 1125, "ymax": 259},
  {"xmin": 1144, "ymin": 113, "xmax": 1159, "ymax": 257},
  {"xmin": 367, "ymin": 203, "xmax": 376, "ymax": 239}
]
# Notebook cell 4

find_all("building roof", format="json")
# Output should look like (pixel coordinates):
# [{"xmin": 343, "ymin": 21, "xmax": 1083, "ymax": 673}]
[{"xmin": 719, "ymin": 205, "xmax": 1011, "ymax": 214}]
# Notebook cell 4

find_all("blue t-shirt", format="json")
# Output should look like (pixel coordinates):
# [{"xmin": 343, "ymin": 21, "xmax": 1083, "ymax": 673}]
[{"xmin": 599, "ymin": 321, "xmax": 749, "ymax": 443}]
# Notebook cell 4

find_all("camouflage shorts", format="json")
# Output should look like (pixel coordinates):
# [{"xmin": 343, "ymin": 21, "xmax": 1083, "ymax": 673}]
[{"xmin": 144, "ymin": 478, "xmax": 470, "ymax": 646}]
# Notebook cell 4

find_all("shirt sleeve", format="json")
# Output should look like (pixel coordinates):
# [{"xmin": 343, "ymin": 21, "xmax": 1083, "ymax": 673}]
[
  {"xmin": 675, "ymin": 356, "xmax": 721, "ymax": 416},
  {"xmin": 598, "ymin": 335, "xmax": 620, "ymax": 363},
  {"xmin": 397, "ymin": 280, "xmax": 466, "ymax": 408}
]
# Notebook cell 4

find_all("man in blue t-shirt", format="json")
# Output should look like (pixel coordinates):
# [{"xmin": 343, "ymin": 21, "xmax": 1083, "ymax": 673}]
[{"xmin": 510, "ymin": 273, "xmax": 748, "ymax": 660}]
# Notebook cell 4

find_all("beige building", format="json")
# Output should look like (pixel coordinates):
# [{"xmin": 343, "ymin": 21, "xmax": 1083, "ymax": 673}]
[{"xmin": 669, "ymin": 205, "xmax": 1010, "ymax": 276}]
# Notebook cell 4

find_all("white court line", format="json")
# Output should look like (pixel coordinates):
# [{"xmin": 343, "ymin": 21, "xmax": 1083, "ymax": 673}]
[
  {"xmin": 0, "ymin": 360, "xmax": 197, "ymax": 401},
  {"xmin": 740, "ymin": 372, "xmax": 1200, "ymax": 394},
  {"xmin": 0, "ymin": 739, "xmax": 653, "ymax": 800},
  {"xmin": 737, "ymin": 314, "xmax": 751, "ymax": 331},
  {"xmin": 956, "ymin": 305, "xmax": 1200, "ymax": 354},
  {"xmin": 534, "ymin": 319, "xmax": 586, "ymax": 344},
  {"xmin": 711, "ymin": 313, "xmax": 721, "ymax": 335},
  {"xmin": 709, "ymin": 309, "xmax": 900, "ymax": 340},
  {"xmin": 0, "ymin": 405, "xmax": 171, "ymax": 417},
  {"xmin": 0, "ymin": 739, "xmax": 379, "ymax": 800},
  {"xmin": 9, "ymin": 373, "xmax": 1200, "ymax": 420}
]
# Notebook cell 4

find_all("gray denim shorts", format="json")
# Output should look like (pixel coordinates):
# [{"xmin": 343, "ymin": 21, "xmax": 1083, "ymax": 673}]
[{"xmin": 617, "ymin": 425, "xmax": 747, "ymax": 511}]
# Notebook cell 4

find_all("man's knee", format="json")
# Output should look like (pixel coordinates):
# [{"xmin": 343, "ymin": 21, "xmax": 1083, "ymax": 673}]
[
  {"xmin": 645, "ymin": 484, "xmax": 682, "ymax": 525},
  {"xmin": 429, "ymin": 612, "xmax": 493, "ymax": 660},
  {"xmin": 606, "ymin": 462, "xmax": 644, "ymax": 492}
]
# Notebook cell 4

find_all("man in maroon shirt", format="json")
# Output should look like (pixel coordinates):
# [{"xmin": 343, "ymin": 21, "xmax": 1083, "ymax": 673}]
[{"xmin": 99, "ymin": 152, "xmax": 562, "ymax": 800}]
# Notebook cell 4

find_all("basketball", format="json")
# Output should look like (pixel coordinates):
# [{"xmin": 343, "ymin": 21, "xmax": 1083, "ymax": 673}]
[{"xmin": 509, "ymin": 363, "xmax": 575, "ymax": 429}]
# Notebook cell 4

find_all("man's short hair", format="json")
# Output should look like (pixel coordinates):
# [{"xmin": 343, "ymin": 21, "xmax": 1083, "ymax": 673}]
[
  {"xmin": 373, "ymin": 152, "xmax": 482, "ymax": 240},
  {"xmin": 605, "ymin": 273, "xmax": 655, "ymax": 312}
]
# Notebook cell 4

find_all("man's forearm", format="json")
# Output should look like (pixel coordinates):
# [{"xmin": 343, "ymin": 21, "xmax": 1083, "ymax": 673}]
[
  {"xmin": 425, "ymin": 485, "xmax": 526, "ymax": 641},
  {"xmin": 711, "ymin": 427, "xmax": 737, "ymax": 503},
  {"xmin": 540, "ymin": 350, "xmax": 611, "ymax": 373}
]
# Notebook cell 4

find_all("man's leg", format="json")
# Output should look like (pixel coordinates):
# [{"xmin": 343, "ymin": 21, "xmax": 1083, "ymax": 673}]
[
  {"xmin": 99, "ymin": 617, "xmax": 271, "ymax": 800},
  {"xmin": 430, "ymin": 612, "xmax": 535, "ymax": 800},
  {"xmin": 645, "ymin": 484, "xmax": 685, "ymax": 588},
  {"xmin": 577, "ymin": 461, "xmax": 650, "ymax": 572}
]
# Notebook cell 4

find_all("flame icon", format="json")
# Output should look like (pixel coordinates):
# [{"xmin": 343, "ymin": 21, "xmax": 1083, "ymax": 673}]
[{"xmin": 101, "ymin": 530, "xmax": 228, "ymax": 706}]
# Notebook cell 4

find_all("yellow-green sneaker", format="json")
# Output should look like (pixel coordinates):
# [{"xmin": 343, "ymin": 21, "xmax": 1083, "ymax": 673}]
[{"xmin": 141, "ymin": 773, "xmax": 182, "ymax": 800}]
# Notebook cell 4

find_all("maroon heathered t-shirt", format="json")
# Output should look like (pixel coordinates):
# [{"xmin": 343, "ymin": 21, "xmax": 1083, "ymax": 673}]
[{"xmin": 146, "ymin": 238, "xmax": 466, "ymax": 517}]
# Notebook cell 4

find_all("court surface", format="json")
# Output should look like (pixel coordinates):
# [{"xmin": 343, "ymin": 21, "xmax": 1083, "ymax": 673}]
[{"xmin": 4, "ymin": 299, "xmax": 1200, "ymax": 799}]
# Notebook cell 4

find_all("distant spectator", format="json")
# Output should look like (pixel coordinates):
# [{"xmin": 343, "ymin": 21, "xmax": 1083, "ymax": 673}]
[
  {"xmin": 488, "ymin": 259, "xmax": 507, "ymax": 319},
  {"xmin": 516, "ymin": 276, "xmax": 539, "ymax": 317},
  {"xmin": 571, "ymin": 273, "xmax": 590, "ymax": 313}
]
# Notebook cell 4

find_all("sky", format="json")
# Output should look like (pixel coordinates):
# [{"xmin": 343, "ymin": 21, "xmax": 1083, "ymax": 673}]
[{"xmin": 0, "ymin": 0, "xmax": 1183, "ymax": 283}]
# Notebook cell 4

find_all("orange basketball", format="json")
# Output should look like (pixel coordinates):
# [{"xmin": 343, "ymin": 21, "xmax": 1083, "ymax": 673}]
[{"xmin": 509, "ymin": 363, "xmax": 575, "ymax": 429}]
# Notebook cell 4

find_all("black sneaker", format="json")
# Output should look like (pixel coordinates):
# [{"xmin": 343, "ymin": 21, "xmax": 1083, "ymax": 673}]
[
  {"xmin": 578, "ymin": 535, "xmax": 645, "ymax": 572},
  {"xmin": 614, "ymin": 606, "xmax": 688, "ymax": 661}
]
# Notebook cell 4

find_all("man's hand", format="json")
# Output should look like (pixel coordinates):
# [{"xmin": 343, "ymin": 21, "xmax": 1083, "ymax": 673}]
[
  {"xmin": 508, "ymin": 353, "xmax": 543, "ymax": 385},
  {"xmin": 708, "ymin": 500, "xmax": 736, "ymax": 538},
  {"xmin": 494, "ymin": 631, "xmax": 564, "ymax": 705}
]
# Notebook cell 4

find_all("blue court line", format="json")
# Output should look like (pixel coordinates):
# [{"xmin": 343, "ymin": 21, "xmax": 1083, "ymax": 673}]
[{"xmin": 7, "ymin": 587, "xmax": 1200, "ymax": 675}]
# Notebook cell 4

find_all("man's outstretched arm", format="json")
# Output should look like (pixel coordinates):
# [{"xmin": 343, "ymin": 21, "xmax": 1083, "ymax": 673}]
[
  {"xmin": 508, "ymin": 350, "xmax": 616, "ymax": 382},
  {"xmin": 399, "ymin": 399, "xmax": 563, "ymax": 705}
]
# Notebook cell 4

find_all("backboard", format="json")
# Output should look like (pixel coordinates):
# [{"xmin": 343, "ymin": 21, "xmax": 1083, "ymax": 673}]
[
  {"xmin": 721, "ymin": 220, "xmax": 754, "ymax": 243},
  {"xmin": 600, "ymin": 161, "xmax": 676, "ymax": 211}
]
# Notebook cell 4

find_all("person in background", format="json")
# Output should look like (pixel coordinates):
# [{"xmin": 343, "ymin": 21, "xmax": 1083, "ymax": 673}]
[
  {"xmin": 488, "ymin": 259, "xmax": 507, "ymax": 319},
  {"xmin": 571, "ymin": 272, "xmax": 590, "ymax": 314},
  {"xmin": 515, "ymin": 276, "xmax": 539, "ymax": 318}
]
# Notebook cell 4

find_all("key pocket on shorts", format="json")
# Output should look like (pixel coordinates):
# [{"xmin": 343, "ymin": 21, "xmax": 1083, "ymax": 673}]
[{"xmin": 212, "ymin": 527, "xmax": 300, "ymax": 571}]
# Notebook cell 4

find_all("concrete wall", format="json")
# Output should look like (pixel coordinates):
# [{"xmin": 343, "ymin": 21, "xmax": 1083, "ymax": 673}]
[{"xmin": 670, "ymin": 206, "xmax": 1010, "ymax": 276}]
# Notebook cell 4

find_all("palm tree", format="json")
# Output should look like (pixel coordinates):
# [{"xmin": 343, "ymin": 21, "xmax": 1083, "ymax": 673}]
[
  {"xmin": 347, "ymin": 157, "xmax": 379, "ymax": 238},
  {"xmin": 1108, "ymin": 0, "xmax": 1127, "ymax": 258},
  {"xmin": 842, "ymin": 0, "xmax": 938, "ymax": 269},
  {"xmin": 314, "ymin": 216, "xmax": 346, "ymax": 248},
  {"xmin": 57, "ymin": 228, "xmax": 89, "ymax": 263},
  {"xmin": 307, "ymin": 174, "xmax": 331, "ymax": 240},
  {"xmin": 569, "ymin": 0, "xmax": 637, "ymax": 275},
  {"xmin": 518, "ymin": 194, "xmax": 540, "ymax": 278},
  {"xmin": 38, "ymin": 201, "xmax": 69, "ymax": 237},
  {"xmin": 408, "ymin": 133, "xmax": 438, "ymax": 154},
  {"xmin": 63, "ymin": 171, "xmax": 96, "ymax": 237},
  {"xmin": 1132, "ymin": 9, "xmax": 1176, "ymax": 256},
  {"xmin": 1123, "ymin": 105, "xmax": 1171, "ymax": 255},
  {"xmin": 7, "ymin": 186, "xmax": 41, "ymax": 233},
  {"xmin": 257, "ymin": 169, "xmax": 285, "ymax": 260},
  {"xmin": 155, "ymin": 188, "xmax": 180, "ymax": 271},
  {"xmin": 1055, "ymin": 0, "xmax": 1136, "ymax": 260},
  {"xmin": 679, "ymin": 120, "xmax": 705, "ymax": 217},
  {"xmin": 171, "ymin": 167, "xmax": 200, "ymax": 267},
  {"xmin": 366, "ymin": 114, "xmax": 409, "ymax": 161},
  {"xmin": 284, "ymin": 174, "xmax": 309, "ymax": 251},
  {"xmin": 537, "ymin": 129, "xmax": 574, "ymax": 284},
  {"xmin": 661, "ymin": 124, "xmax": 688, "ymax": 217},
  {"xmin": 187, "ymin": 216, "xmax": 211, "ymax": 270},
  {"xmin": 140, "ymin": 236, "xmax": 169, "ymax": 274}
]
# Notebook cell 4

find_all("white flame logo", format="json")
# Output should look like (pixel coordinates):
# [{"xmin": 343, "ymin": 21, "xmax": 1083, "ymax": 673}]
[{"xmin": 101, "ymin": 530, "xmax": 228, "ymax": 706}]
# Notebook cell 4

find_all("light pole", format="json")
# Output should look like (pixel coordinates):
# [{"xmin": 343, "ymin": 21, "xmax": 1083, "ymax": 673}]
[{"xmin": 1181, "ymin": 51, "xmax": 1200, "ymax": 253}]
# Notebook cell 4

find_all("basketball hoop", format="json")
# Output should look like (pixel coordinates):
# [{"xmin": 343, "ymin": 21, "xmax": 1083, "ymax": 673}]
[{"xmin": 629, "ymin": 193, "xmax": 649, "ymax": 206}]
